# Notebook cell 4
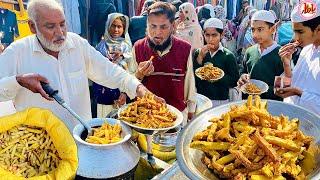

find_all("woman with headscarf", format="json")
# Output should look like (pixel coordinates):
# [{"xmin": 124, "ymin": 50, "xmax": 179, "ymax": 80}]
[
  {"xmin": 237, "ymin": 8, "xmax": 257, "ymax": 53},
  {"xmin": 197, "ymin": 4, "xmax": 215, "ymax": 28},
  {"xmin": 214, "ymin": 5, "xmax": 237, "ymax": 54},
  {"xmin": 175, "ymin": 2, "xmax": 204, "ymax": 52},
  {"xmin": 92, "ymin": 13, "xmax": 133, "ymax": 118}
]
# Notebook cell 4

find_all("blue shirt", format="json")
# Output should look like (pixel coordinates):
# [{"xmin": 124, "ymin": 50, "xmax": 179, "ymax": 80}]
[{"xmin": 0, "ymin": 8, "xmax": 19, "ymax": 46}]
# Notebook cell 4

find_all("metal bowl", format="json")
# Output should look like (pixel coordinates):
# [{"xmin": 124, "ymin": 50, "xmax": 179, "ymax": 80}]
[
  {"xmin": 73, "ymin": 118, "xmax": 140, "ymax": 179},
  {"xmin": 117, "ymin": 104, "xmax": 183, "ymax": 135},
  {"xmin": 176, "ymin": 100, "xmax": 320, "ymax": 180},
  {"xmin": 240, "ymin": 79, "xmax": 269, "ymax": 95}
]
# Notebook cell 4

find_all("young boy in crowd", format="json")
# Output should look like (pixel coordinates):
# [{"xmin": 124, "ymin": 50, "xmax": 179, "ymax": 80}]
[
  {"xmin": 238, "ymin": 10, "xmax": 283, "ymax": 100},
  {"xmin": 276, "ymin": 2, "xmax": 320, "ymax": 115},
  {"xmin": 193, "ymin": 18, "xmax": 239, "ymax": 107}
]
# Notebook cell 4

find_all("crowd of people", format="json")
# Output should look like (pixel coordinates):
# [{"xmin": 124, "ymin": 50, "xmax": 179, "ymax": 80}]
[{"xmin": 0, "ymin": 0, "xmax": 319, "ymax": 131}]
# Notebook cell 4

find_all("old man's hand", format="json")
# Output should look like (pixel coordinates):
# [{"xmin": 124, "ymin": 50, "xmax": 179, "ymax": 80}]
[
  {"xmin": 136, "ymin": 60, "xmax": 154, "ymax": 80},
  {"xmin": 16, "ymin": 73, "xmax": 53, "ymax": 101}
]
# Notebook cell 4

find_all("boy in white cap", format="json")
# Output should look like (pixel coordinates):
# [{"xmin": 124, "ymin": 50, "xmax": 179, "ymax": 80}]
[
  {"xmin": 193, "ymin": 18, "xmax": 239, "ymax": 107},
  {"xmin": 276, "ymin": 1, "xmax": 320, "ymax": 115},
  {"xmin": 238, "ymin": 10, "xmax": 284, "ymax": 100}
]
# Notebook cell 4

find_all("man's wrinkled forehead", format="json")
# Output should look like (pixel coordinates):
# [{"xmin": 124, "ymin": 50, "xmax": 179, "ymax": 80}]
[{"xmin": 36, "ymin": 7, "xmax": 65, "ymax": 24}]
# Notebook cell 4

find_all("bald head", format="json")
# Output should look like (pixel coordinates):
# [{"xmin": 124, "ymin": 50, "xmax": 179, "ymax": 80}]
[{"xmin": 27, "ymin": 0, "xmax": 64, "ymax": 23}]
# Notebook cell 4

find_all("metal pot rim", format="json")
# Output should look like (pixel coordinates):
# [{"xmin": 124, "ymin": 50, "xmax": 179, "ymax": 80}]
[{"xmin": 73, "ymin": 118, "xmax": 132, "ymax": 148}]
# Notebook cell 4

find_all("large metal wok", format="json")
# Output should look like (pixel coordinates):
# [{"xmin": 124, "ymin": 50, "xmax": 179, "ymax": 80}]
[{"xmin": 176, "ymin": 100, "xmax": 320, "ymax": 180}]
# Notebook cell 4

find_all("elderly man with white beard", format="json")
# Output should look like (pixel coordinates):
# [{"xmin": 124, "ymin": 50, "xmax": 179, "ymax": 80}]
[{"xmin": 0, "ymin": 0, "xmax": 151, "ymax": 131}]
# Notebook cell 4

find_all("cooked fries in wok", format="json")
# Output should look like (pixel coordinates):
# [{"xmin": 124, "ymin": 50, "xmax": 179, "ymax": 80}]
[
  {"xmin": 190, "ymin": 95, "xmax": 315, "ymax": 179},
  {"xmin": 245, "ymin": 82, "xmax": 262, "ymax": 94},
  {"xmin": 196, "ymin": 63, "xmax": 224, "ymax": 80},
  {"xmin": 0, "ymin": 125, "xmax": 61, "ymax": 178},
  {"xmin": 119, "ymin": 93, "xmax": 177, "ymax": 128},
  {"xmin": 86, "ymin": 122, "xmax": 122, "ymax": 144}
]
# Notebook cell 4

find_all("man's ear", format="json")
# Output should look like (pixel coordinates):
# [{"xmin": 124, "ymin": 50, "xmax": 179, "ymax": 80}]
[
  {"xmin": 28, "ymin": 20, "xmax": 37, "ymax": 34},
  {"xmin": 270, "ymin": 24, "xmax": 277, "ymax": 34},
  {"xmin": 315, "ymin": 24, "xmax": 320, "ymax": 36}
]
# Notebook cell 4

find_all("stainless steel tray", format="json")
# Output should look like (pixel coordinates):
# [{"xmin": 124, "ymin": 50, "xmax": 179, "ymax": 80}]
[{"xmin": 176, "ymin": 100, "xmax": 320, "ymax": 180}]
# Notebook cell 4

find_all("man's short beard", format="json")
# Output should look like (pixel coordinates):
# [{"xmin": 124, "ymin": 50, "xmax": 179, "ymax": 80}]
[
  {"xmin": 148, "ymin": 36, "xmax": 172, "ymax": 52},
  {"xmin": 35, "ymin": 25, "xmax": 67, "ymax": 52}
]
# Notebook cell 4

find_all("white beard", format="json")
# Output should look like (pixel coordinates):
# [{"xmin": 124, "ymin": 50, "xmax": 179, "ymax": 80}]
[{"xmin": 36, "ymin": 27, "xmax": 67, "ymax": 52}]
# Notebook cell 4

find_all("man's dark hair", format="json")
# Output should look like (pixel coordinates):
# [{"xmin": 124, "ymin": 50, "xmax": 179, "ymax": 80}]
[
  {"xmin": 266, "ymin": 22, "xmax": 275, "ymax": 28},
  {"xmin": 216, "ymin": 28, "xmax": 224, "ymax": 34},
  {"xmin": 301, "ymin": 15, "xmax": 320, "ymax": 31},
  {"xmin": 171, "ymin": 0, "xmax": 182, "ymax": 12},
  {"xmin": 147, "ymin": 2, "xmax": 176, "ymax": 23}
]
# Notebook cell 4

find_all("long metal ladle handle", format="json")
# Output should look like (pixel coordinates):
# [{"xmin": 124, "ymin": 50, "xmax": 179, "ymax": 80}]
[{"xmin": 41, "ymin": 82, "xmax": 92, "ymax": 133}]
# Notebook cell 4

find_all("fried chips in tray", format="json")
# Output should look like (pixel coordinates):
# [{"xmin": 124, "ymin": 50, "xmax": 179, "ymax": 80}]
[
  {"xmin": 195, "ymin": 63, "xmax": 224, "ymax": 82},
  {"xmin": 118, "ymin": 93, "xmax": 177, "ymax": 129},
  {"xmin": 190, "ymin": 95, "xmax": 315, "ymax": 179}
]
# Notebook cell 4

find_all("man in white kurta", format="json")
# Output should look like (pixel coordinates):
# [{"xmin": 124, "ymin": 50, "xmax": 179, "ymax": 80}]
[
  {"xmin": 276, "ymin": 1, "xmax": 320, "ymax": 115},
  {"xmin": 283, "ymin": 45, "xmax": 320, "ymax": 115},
  {"xmin": 0, "ymin": 0, "xmax": 147, "ymax": 131}
]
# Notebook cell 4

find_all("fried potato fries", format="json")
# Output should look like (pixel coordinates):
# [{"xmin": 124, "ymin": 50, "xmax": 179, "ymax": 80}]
[
  {"xmin": 190, "ymin": 95, "xmax": 315, "ymax": 179},
  {"xmin": 119, "ymin": 93, "xmax": 177, "ymax": 128},
  {"xmin": 85, "ymin": 122, "xmax": 122, "ymax": 144},
  {"xmin": 245, "ymin": 83, "xmax": 262, "ymax": 94},
  {"xmin": 0, "ymin": 125, "xmax": 61, "ymax": 178},
  {"xmin": 195, "ymin": 63, "xmax": 224, "ymax": 81}
]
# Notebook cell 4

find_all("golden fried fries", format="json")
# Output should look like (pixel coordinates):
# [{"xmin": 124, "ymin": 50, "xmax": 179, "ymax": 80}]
[
  {"xmin": 190, "ymin": 95, "xmax": 315, "ymax": 179},
  {"xmin": 119, "ymin": 93, "xmax": 177, "ymax": 128},
  {"xmin": 85, "ymin": 122, "xmax": 122, "ymax": 144},
  {"xmin": 195, "ymin": 63, "xmax": 224, "ymax": 81},
  {"xmin": 0, "ymin": 125, "xmax": 61, "ymax": 178},
  {"xmin": 245, "ymin": 82, "xmax": 262, "ymax": 94}
]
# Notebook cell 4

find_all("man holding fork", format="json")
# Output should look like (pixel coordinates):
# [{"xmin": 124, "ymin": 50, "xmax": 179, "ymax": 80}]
[
  {"xmin": 276, "ymin": 1, "xmax": 320, "ymax": 115},
  {"xmin": 130, "ymin": 2, "xmax": 196, "ymax": 123}
]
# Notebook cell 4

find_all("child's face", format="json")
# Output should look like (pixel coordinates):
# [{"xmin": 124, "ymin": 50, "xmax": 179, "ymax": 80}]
[
  {"xmin": 292, "ymin": 22, "xmax": 316, "ymax": 47},
  {"xmin": 251, "ymin": 20, "xmax": 275, "ymax": 45},
  {"xmin": 109, "ymin": 18, "xmax": 124, "ymax": 38},
  {"xmin": 204, "ymin": 28, "xmax": 221, "ymax": 49}
]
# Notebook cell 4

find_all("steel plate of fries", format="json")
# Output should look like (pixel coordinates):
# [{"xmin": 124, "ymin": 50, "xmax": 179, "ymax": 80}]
[
  {"xmin": 177, "ymin": 96, "xmax": 320, "ymax": 180},
  {"xmin": 195, "ymin": 63, "xmax": 225, "ymax": 82},
  {"xmin": 117, "ymin": 93, "xmax": 183, "ymax": 134},
  {"xmin": 240, "ymin": 79, "xmax": 269, "ymax": 95}
]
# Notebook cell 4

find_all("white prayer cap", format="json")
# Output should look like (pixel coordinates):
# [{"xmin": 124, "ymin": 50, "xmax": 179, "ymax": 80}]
[
  {"xmin": 251, "ymin": 10, "xmax": 276, "ymax": 24},
  {"xmin": 291, "ymin": 1, "xmax": 320, "ymax": 22},
  {"xmin": 203, "ymin": 18, "xmax": 224, "ymax": 30}
]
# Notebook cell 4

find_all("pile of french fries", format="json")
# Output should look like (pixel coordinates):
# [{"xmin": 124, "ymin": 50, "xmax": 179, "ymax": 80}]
[
  {"xmin": 86, "ymin": 122, "xmax": 122, "ymax": 144},
  {"xmin": 196, "ymin": 63, "xmax": 224, "ymax": 80},
  {"xmin": 190, "ymin": 95, "xmax": 315, "ymax": 179},
  {"xmin": 0, "ymin": 125, "xmax": 61, "ymax": 178},
  {"xmin": 245, "ymin": 82, "xmax": 262, "ymax": 94},
  {"xmin": 119, "ymin": 93, "xmax": 177, "ymax": 128}
]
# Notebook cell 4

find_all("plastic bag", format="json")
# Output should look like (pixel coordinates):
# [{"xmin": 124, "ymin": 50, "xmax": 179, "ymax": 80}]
[{"xmin": 0, "ymin": 108, "xmax": 78, "ymax": 179}]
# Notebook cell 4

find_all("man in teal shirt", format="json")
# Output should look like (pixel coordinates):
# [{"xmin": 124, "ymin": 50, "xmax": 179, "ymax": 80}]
[
  {"xmin": 193, "ymin": 18, "xmax": 239, "ymax": 107},
  {"xmin": 238, "ymin": 10, "xmax": 284, "ymax": 100}
]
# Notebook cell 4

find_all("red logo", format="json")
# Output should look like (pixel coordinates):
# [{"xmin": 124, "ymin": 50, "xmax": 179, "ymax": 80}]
[{"xmin": 299, "ymin": 0, "xmax": 318, "ymax": 19}]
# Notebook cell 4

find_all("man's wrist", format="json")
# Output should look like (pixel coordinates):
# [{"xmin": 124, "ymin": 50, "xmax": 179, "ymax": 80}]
[
  {"xmin": 295, "ymin": 88, "xmax": 302, "ymax": 97},
  {"xmin": 136, "ymin": 84, "xmax": 148, "ymax": 98},
  {"xmin": 135, "ymin": 71, "xmax": 144, "ymax": 80}
]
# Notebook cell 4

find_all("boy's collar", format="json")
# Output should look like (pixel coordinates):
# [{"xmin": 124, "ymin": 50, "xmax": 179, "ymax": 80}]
[{"xmin": 257, "ymin": 41, "xmax": 279, "ymax": 57}]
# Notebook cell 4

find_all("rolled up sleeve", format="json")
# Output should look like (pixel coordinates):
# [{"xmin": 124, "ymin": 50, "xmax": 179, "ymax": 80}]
[
  {"xmin": 84, "ymin": 40, "xmax": 141, "ymax": 99},
  {"xmin": 0, "ymin": 46, "xmax": 22, "ymax": 101}
]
